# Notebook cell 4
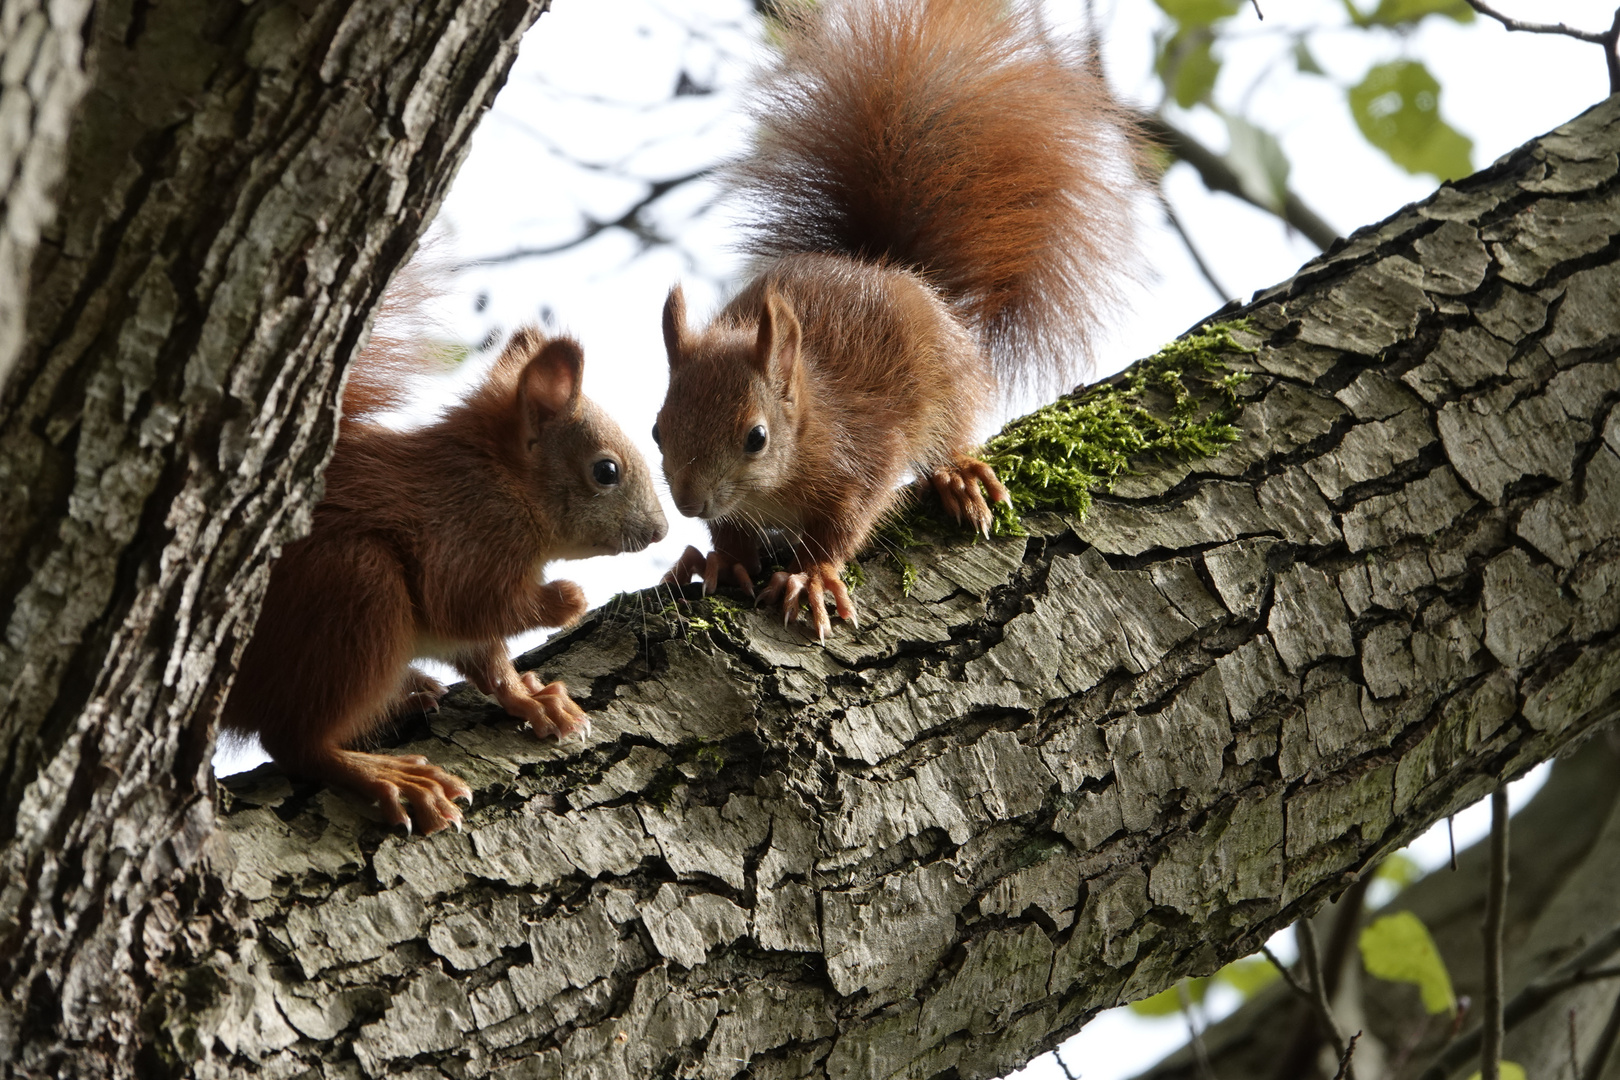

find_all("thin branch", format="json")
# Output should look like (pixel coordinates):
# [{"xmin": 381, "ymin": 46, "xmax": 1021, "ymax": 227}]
[
  {"xmin": 1449, "ymin": 815, "xmax": 1459, "ymax": 871},
  {"xmin": 1460, "ymin": 0, "xmax": 1607, "ymax": 44},
  {"xmin": 1418, "ymin": 926, "xmax": 1620, "ymax": 1080},
  {"xmin": 1053, "ymin": 1046, "xmax": 1080, "ymax": 1080},
  {"xmin": 1481, "ymin": 788, "xmax": 1510, "ymax": 1080},
  {"xmin": 1570, "ymin": 1008, "xmax": 1581, "ymax": 1080},
  {"xmin": 1301, "ymin": 920, "xmax": 1356, "ymax": 1080},
  {"xmin": 1138, "ymin": 113, "xmax": 1339, "ymax": 251},
  {"xmin": 1460, "ymin": 1, "xmax": 1620, "ymax": 94},
  {"xmin": 1582, "ymin": 991, "xmax": 1620, "ymax": 1080},
  {"xmin": 1334, "ymin": 1031, "xmax": 1363, "ymax": 1080},
  {"xmin": 1158, "ymin": 191, "xmax": 1235, "ymax": 304},
  {"xmin": 458, "ymin": 169, "xmax": 712, "ymax": 267},
  {"xmin": 1178, "ymin": 980, "xmax": 1221, "ymax": 1080}
]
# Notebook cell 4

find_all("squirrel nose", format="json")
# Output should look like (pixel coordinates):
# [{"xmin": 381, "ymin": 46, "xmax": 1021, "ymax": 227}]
[{"xmin": 671, "ymin": 482, "xmax": 709, "ymax": 519}]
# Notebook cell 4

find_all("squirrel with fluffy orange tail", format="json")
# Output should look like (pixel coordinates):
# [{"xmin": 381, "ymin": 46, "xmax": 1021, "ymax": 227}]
[{"xmin": 657, "ymin": 0, "xmax": 1140, "ymax": 640}]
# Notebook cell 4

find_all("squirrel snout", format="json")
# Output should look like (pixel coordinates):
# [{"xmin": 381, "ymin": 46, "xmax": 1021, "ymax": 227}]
[
  {"xmin": 623, "ymin": 511, "xmax": 668, "ymax": 553},
  {"xmin": 670, "ymin": 483, "xmax": 712, "ymax": 520}
]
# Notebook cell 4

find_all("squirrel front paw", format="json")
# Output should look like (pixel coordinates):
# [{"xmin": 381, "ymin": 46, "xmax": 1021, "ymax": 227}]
[
  {"xmin": 540, "ymin": 580, "xmax": 589, "ymax": 627},
  {"xmin": 494, "ymin": 673, "xmax": 591, "ymax": 741},
  {"xmin": 757, "ymin": 562, "xmax": 857, "ymax": 643},
  {"xmin": 930, "ymin": 457, "xmax": 1010, "ymax": 538},
  {"xmin": 664, "ymin": 545, "xmax": 756, "ymax": 597}
]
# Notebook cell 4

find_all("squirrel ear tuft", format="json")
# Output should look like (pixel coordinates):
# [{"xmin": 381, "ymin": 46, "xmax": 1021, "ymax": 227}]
[
  {"xmin": 520, "ymin": 337, "xmax": 585, "ymax": 432},
  {"xmin": 662, "ymin": 285, "xmax": 689, "ymax": 365},
  {"xmin": 754, "ymin": 286, "xmax": 801, "ymax": 387}
]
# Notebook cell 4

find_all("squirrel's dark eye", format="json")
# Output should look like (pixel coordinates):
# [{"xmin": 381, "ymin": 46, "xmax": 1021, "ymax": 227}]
[
  {"xmin": 592, "ymin": 459, "xmax": 620, "ymax": 486},
  {"xmin": 651, "ymin": 421, "xmax": 661, "ymax": 447},
  {"xmin": 744, "ymin": 425, "xmax": 767, "ymax": 454}
]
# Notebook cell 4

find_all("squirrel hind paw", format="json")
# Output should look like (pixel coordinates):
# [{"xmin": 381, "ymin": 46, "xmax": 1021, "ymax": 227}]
[{"xmin": 331, "ymin": 750, "xmax": 471, "ymax": 836}]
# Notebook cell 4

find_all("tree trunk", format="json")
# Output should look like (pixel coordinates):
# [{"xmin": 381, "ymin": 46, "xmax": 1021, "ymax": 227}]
[
  {"xmin": 194, "ymin": 93, "xmax": 1617, "ymax": 1080},
  {"xmin": 0, "ymin": 1, "xmax": 544, "ymax": 1074}
]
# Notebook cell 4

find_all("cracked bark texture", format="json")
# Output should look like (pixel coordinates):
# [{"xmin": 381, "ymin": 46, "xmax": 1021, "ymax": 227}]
[
  {"xmin": 186, "ymin": 95, "xmax": 1620, "ymax": 1080},
  {"xmin": 0, "ymin": 1, "xmax": 545, "ymax": 1075}
]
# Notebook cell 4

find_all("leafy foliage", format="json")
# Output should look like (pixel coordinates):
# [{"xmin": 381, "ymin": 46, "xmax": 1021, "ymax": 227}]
[
  {"xmin": 1149, "ymin": 0, "xmax": 1478, "ymax": 196},
  {"xmin": 1359, "ymin": 911, "xmax": 1458, "ymax": 1015},
  {"xmin": 1349, "ymin": 60, "xmax": 1474, "ymax": 180}
]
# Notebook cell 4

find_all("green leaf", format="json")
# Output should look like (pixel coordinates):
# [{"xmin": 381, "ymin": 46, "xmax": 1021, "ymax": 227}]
[
  {"xmin": 1129, "ymin": 977, "xmax": 1210, "ymax": 1017},
  {"xmin": 1222, "ymin": 114, "xmax": 1291, "ymax": 213},
  {"xmin": 1214, "ymin": 956, "xmax": 1281, "ymax": 1000},
  {"xmin": 1360, "ymin": 911, "xmax": 1458, "ymax": 1015},
  {"xmin": 1352, "ymin": 0, "xmax": 1476, "ymax": 25},
  {"xmin": 1155, "ymin": 0, "xmax": 1244, "ymax": 27},
  {"xmin": 1348, "ymin": 60, "xmax": 1474, "ymax": 180},
  {"xmin": 1157, "ymin": 30, "xmax": 1222, "ymax": 108},
  {"xmin": 1466, "ymin": 1063, "xmax": 1527, "ymax": 1080},
  {"xmin": 1293, "ymin": 39, "xmax": 1326, "ymax": 75}
]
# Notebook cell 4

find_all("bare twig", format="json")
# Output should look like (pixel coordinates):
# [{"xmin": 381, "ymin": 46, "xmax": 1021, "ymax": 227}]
[
  {"xmin": 1054, "ymin": 1045, "xmax": 1080, "ymax": 1080},
  {"xmin": 1262, "ymin": 943, "xmax": 1310, "ymax": 998},
  {"xmin": 1302, "ymin": 920, "xmax": 1356, "ymax": 1080},
  {"xmin": 1267, "ymin": 877, "xmax": 1371, "ymax": 1080},
  {"xmin": 1334, "ymin": 1031, "xmax": 1363, "ymax": 1080},
  {"xmin": 1460, "ymin": 0, "xmax": 1607, "ymax": 44},
  {"xmin": 1418, "ymin": 926, "xmax": 1620, "ymax": 1080},
  {"xmin": 1449, "ymin": 815, "xmax": 1458, "ymax": 871},
  {"xmin": 1178, "ymin": 980, "xmax": 1220, "ymax": 1080},
  {"xmin": 1460, "ymin": 1, "xmax": 1620, "ymax": 94},
  {"xmin": 460, "ymin": 169, "xmax": 713, "ymax": 267},
  {"xmin": 1157, "ymin": 192, "xmax": 1235, "ymax": 304},
  {"xmin": 1582, "ymin": 991, "xmax": 1620, "ymax": 1080},
  {"xmin": 1570, "ymin": 1008, "xmax": 1582, "ymax": 1080},
  {"xmin": 1137, "ymin": 113, "xmax": 1340, "ymax": 251},
  {"xmin": 1482, "ymin": 788, "xmax": 1510, "ymax": 1080},
  {"xmin": 1249, "ymin": 0, "xmax": 1263, "ymax": 19}
]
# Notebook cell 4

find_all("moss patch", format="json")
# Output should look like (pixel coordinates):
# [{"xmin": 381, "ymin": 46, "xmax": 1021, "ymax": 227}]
[
  {"xmin": 868, "ymin": 319, "xmax": 1256, "ymax": 566},
  {"xmin": 981, "ymin": 319, "xmax": 1255, "ymax": 521}
]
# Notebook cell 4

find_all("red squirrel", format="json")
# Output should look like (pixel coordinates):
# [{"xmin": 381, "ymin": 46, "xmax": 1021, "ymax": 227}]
[
  {"xmin": 656, "ymin": 0, "xmax": 1139, "ymax": 640},
  {"xmin": 223, "ymin": 312, "xmax": 667, "ymax": 834}
]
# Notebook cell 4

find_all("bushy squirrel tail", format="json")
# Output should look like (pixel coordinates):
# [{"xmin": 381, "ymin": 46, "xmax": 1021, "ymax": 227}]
[
  {"xmin": 729, "ymin": 0, "xmax": 1141, "ymax": 393},
  {"xmin": 341, "ymin": 262, "xmax": 457, "ymax": 423}
]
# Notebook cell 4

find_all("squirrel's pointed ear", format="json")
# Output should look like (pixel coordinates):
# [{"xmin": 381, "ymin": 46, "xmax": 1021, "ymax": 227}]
[
  {"xmin": 662, "ymin": 285, "xmax": 689, "ymax": 365},
  {"xmin": 520, "ymin": 337, "xmax": 585, "ymax": 434},
  {"xmin": 754, "ymin": 287, "xmax": 801, "ymax": 387}
]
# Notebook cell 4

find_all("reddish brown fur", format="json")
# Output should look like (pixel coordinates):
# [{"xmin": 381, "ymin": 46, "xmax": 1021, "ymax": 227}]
[
  {"xmin": 226, "ymin": 326, "xmax": 666, "ymax": 832},
  {"xmin": 731, "ymin": 0, "xmax": 1139, "ymax": 393},
  {"xmin": 658, "ymin": 0, "xmax": 1140, "ymax": 638}
]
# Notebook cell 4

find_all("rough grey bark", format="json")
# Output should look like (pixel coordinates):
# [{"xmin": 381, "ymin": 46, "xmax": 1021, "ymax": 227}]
[
  {"xmin": 0, "ymin": 1, "xmax": 546, "ymax": 1075},
  {"xmin": 1136, "ymin": 731, "xmax": 1620, "ymax": 1080},
  {"xmin": 188, "ymin": 94, "xmax": 1620, "ymax": 1080},
  {"xmin": 0, "ymin": 0, "xmax": 95, "ymax": 388}
]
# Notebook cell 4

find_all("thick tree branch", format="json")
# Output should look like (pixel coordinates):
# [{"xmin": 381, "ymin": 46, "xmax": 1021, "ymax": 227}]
[{"xmin": 181, "ymin": 95, "xmax": 1620, "ymax": 1080}]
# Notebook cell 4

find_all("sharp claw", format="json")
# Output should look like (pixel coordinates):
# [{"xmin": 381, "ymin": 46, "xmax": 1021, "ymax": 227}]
[{"xmin": 451, "ymin": 818, "xmax": 462, "ymax": 833}]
